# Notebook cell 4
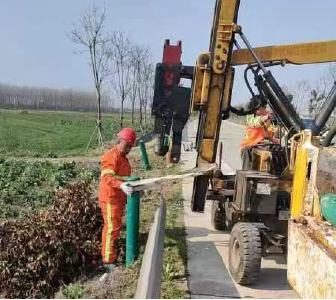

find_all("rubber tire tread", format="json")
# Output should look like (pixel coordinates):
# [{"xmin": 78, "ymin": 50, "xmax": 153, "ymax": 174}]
[
  {"xmin": 229, "ymin": 222, "xmax": 262, "ymax": 285},
  {"xmin": 211, "ymin": 200, "xmax": 226, "ymax": 230}
]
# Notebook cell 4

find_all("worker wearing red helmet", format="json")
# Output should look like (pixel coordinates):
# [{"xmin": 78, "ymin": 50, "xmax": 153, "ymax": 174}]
[{"xmin": 98, "ymin": 128, "xmax": 137, "ymax": 265}]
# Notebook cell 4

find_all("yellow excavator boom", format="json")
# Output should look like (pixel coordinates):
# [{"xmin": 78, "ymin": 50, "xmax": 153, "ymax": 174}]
[{"xmin": 231, "ymin": 40, "xmax": 336, "ymax": 65}]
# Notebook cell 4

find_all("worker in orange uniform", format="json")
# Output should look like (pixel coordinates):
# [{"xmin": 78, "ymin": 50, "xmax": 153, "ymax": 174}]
[
  {"xmin": 240, "ymin": 97, "xmax": 278, "ymax": 170},
  {"xmin": 98, "ymin": 128, "xmax": 137, "ymax": 266}
]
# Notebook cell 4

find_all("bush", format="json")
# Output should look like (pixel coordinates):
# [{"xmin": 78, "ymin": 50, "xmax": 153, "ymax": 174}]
[
  {"xmin": 0, "ymin": 160, "xmax": 99, "ymax": 219},
  {"xmin": 62, "ymin": 284, "xmax": 86, "ymax": 299},
  {"xmin": 0, "ymin": 181, "xmax": 102, "ymax": 298}
]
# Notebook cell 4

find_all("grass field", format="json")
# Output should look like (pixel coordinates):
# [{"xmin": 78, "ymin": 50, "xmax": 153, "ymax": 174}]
[{"xmin": 0, "ymin": 109, "xmax": 151, "ymax": 157}]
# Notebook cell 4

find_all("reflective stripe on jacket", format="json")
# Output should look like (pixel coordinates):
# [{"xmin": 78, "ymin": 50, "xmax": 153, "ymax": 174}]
[{"xmin": 98, "ymin": 146, "xmax": 131, "ymax": 203}]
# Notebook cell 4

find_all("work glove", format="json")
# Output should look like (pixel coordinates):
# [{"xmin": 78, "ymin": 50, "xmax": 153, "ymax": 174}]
[{"xmin": 120, "ymin": 182, "xmax": 134, "ymax": 196}]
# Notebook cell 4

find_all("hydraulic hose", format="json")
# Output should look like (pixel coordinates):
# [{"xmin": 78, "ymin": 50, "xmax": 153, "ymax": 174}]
[
  {"xmin": 229, "ymin": 105, "xmax": 256, "ymax": 116},
  {"xmin": 237, "ymin": 31, "xmax": 305, "ymax": 133}
]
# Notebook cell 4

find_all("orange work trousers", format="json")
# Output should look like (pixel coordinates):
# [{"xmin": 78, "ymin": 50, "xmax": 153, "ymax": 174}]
[{"xmin": 100, "ymin": 201, "xmax": 126, "ymax": 264}]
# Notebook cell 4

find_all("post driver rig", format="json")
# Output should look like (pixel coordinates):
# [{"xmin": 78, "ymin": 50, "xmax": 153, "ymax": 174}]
[{"xmin": 152, "ymin": 0, "xmax": 336, "ymax": 296}]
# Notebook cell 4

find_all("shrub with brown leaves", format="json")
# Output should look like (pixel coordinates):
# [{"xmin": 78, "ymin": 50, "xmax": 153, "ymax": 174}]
[{"xmin": 0, "ymin": 181, "xmax": 102, "ymax": 298}]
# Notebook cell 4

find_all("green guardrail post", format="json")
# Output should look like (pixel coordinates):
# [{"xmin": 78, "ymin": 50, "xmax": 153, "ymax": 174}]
[
  {"xmin": 139, "ymin": 140, "xmax": 151, "ymax": 170},
  {"xmin": 126, "ymin": 176, "xmax": 140, "ymax": 267},
  {"xmin": 164, "ymin": 136, "xmax": 170, "ymax": 147}
]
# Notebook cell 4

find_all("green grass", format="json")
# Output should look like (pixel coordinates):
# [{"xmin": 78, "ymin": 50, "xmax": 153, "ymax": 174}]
[
  {"xmin": 0, "ymin": 109, "xmax": 152, "ymax": 157},
  {"xmin": 161, "ymin": 186, "xmax": 189, "ymax": 299},
  {"xmin": 62, "ymin": 284, "xmax": 86, "ymax": 299},
  {"xmin": 0, "ymin": 160, "xmax": 99, "ymax": 219}
]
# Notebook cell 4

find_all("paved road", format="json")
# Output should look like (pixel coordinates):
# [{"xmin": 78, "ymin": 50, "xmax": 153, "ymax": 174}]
[{"xmin": 181, "ymin": 120, "xmax": 297, "ymax": 299}]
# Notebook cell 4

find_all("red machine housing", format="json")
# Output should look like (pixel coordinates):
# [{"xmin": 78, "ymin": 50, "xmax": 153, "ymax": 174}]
[{"xmin": 151, "ymin": 40, "xmax": 194, "ymax": 162}]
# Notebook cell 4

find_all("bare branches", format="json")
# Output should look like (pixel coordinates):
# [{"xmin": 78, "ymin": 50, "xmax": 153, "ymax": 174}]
[
  {"xmin": 128, "ymin": 45, "xmax": 151, "ymax": 127},
  {"xmin": 327, "ymin": 63, "xmax": 336, "ymax": 85},
  {"xmin": 108, "ymin": 32, "xmax": 133, "ymax": 128},
  {"xmin": 69, "ymin": 5, "xmax": 155, "ymax": 133},
  {"xmin": 129, "ymin": 46, "xmax": 144, "ymax": 125},
  {"xmin": 291, "ymin": 80, "xmax": 310, "ymax": 115},
  {"xmin": 139, "ymin": 58, "xmax": 154, "ymax": 125},
  {"xmin": 108, "ymin": 35, "xmax": 154, "ymax": 130},
  {"xmin": 69, "ymin": 5, "xmax": 110, "ymax": 88},
  {"xmin": 69, "ymin": 4, "xmax": 111, "ymax": 146},
  {"xmin": 309, "ymin": 77, "xmax": 328, "ymax": 117}
]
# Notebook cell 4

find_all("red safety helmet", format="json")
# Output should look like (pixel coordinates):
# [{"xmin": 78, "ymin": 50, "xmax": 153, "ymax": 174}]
[{"xmin": 118, "ymin": 128, "xmax": 137, "ymax": 146}]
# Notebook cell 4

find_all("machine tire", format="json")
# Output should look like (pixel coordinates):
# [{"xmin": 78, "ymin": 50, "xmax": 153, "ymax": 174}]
[
  {"xmin": 211, "ymin": 201, "xmax": 226, "ymax": 230},
  {"xmin": 229, "ymin": 223, "xmax": 262, "ymax": 285}
]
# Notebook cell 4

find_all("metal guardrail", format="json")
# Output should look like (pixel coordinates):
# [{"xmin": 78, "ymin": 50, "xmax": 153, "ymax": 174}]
[{"xmin": 135, "ymin": 196, "xmax": 166, "ymax": 299}]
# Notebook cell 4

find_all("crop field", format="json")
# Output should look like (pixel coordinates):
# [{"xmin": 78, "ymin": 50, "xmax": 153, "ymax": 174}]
[{"xmin": 0, "ymin": 109, "xmax": 151, "ymax": 157}]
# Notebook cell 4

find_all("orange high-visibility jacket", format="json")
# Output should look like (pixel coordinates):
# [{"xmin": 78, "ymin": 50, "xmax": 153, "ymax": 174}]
[
  {"xmin": 98, "ymin": 146, "xmax": 131, "ymax": 203},
  {"xmin": 239, "ymin": 114, "xmax": 275, "ymax": 152}
]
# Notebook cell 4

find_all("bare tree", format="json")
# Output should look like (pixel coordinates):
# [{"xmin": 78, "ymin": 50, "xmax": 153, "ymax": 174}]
[
  {"xmin": 128, "ymin": 52, "xmax": 138, "ymax": 126},
  {"xmin": 141, "ymin": 61, "xmax": 154, "ymax": 125},
  {"xmin": 291, "ymin": 80, "xmax": 310, "ymax": 115},
  {"xmin": 108, "ymin": 32, "xmax": 133, "ymax": 128},
  {"xmin": 281, "ymin": 80, "xmax": 310, "ymax": 115},
  {"xmin": 136, "ymin": 50, "xmax": 154, "ymax": 131},
  {"xmin": 309, "ymin": 78, "xmax": 328, "ymax": 117},
  {"xmin": 129, "ymin": 45, "xmax": 148, "ymax": 126},
  {"xmin": 69, "ymin": 5, "xmax": 110, "ymax": 148},
  {"xmin": 327, "ymin": 63, "xmax": 336, "ymax": 84}
]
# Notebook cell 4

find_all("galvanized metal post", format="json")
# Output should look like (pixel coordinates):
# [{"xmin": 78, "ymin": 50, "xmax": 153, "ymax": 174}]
[
  {"xmin": 135, "ymin": 196, "xmax": 166, "ymax": 298},
  {"xmin": 164, "ymin": 135, "xmax": 170, "ymax": 147},
  {"xmin": 139, "ymin": 140, "xmax": 151, "ymax": 170},
  {"xmin": 126, "ymin": 176, "xmax": 140, "ymax": 267}
]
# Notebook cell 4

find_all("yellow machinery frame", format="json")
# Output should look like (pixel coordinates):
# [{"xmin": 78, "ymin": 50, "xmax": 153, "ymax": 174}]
[
  {"xmin": 193, "ymin": 39, "xmax": 336, "ymax": 164},
  {"xmin": 192, "ymin": 1, "xmax": 336, "ymax": 166},
  {"xmin": 190, "ymin": 0, "xmax": 336, "ymax": 296},
  {"xmin": 192, "ymin": 0, "xmax": 240, "ymax": 164}
]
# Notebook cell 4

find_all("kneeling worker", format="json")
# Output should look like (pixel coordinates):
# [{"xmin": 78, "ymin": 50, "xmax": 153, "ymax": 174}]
[{"xmin": 98, "ymin": 128, "xmax": 137, "ymax": 265}]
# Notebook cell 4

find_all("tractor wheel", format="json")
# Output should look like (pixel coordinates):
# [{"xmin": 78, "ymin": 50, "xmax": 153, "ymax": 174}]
[
  {"xmin": 211, "ymin": 200, "xmax": 226, "ymax": 230},
  {"xmin": 229, "ymin": 223, "xmax": 262, "ymax": 285}
]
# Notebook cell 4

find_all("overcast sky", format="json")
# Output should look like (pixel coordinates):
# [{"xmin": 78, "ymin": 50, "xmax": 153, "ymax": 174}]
[{"xmin": 0, "ymin": 0, "xmax": 335, "ymax": 105}]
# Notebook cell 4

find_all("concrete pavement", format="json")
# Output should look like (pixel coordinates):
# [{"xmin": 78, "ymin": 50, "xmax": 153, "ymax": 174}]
[{"xmin": 181, "ymin": 120, "xmax": 297, "ymax": 299}]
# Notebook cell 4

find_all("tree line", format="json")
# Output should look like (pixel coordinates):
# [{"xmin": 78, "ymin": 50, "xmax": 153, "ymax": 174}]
[
  {"xmin": 0, "ymin": 4, "xmax": 155, "ymax": 143},
  {"xmin": 0, "ymin": 83, "xmax": 112, "ymax": 112},
  {"xmin": 282, "ymin": 63, "xmax": 336, "ymax": 118}
]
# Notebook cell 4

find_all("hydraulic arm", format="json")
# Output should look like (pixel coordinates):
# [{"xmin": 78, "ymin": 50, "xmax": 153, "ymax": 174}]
[
  {"xmin": 151, "ymin": 0, "xmax": 336, "ymax": 296},
  {"xmin": 237, "ymin": 30, "xmax": 305, "ymax": 133},
  {"xmin": 151, "ymin": 0, "xmax": 336, "ymax": 211}
]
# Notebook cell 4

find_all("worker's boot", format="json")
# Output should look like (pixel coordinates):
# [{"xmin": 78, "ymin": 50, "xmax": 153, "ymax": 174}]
[{"xmin": 104, "ymin": 263, "xmax": 118, "ymax": 272}]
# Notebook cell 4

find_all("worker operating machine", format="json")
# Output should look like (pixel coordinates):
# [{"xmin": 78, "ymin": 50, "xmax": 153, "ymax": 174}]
[{"xmin": 152, "ymin": 0, "xmax": 336, "ymax": 297}]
